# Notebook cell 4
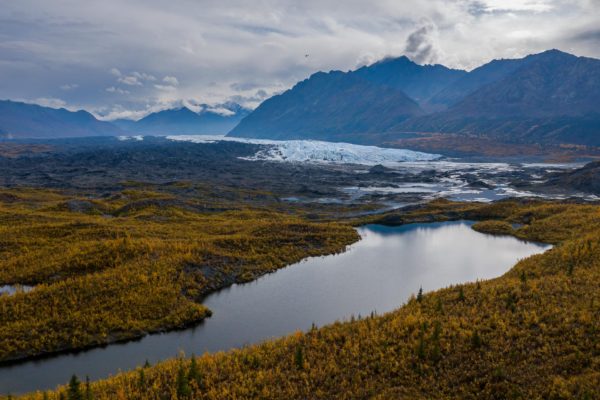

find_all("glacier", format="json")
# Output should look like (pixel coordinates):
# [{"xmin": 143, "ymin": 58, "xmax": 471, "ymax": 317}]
[{"xmin": 166, "ymin": 135, "xmax": 441, "ymax": 165}]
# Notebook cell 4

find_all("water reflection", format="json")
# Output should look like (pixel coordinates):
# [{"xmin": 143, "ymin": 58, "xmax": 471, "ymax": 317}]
[{"xmin": 0, "ymin": 221, "xmax": 550, "ymax": 394}]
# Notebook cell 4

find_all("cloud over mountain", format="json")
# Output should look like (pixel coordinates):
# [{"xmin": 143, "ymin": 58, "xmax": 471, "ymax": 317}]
[{"xmin": 1, "ymin": 0, "xmax": 598, "ymax": 119}]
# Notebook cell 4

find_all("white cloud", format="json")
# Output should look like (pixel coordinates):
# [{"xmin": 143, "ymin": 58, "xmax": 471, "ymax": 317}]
[
  {"xmin": 132, "ymin": 71, "xmax": 156, "ymax": 81},
  {"xmin": 114, "ymin": 70, "xmax": 156, "ymax": 86},
  {"xmin": 478, "ymin": 0, "xmax": 555, "ymax": 13},
  {"xmin": 118, "ymin": 75, "xmax": 142, "ymax": 86},
  {"xmin": 106, "ymin": 86, "xmax": 130, "ymax": 95},
  {"xmin": 153, "ymin": 84, "xmax": 177, "ymax": 91},
  {"xmin": 1, "ymin": 0, "xmax": 598, "ymax": 115},
  {"xmin": 59, "ymin": 83, "xmax": 79, "ymax": 91},
  {"xmin": 403, "ymin": 19, "xmax": 440, "ymax": 64},
  {"xmin": 205, "ymin": 106, "xmax": 235, "ymax": 116},
  {"xmin": 32, "ymin": 97, "xmax": 67, "ymax": 109},
  {"xmin": 163, "ymin": 76, "xmax": 179, "ymax": 86}
]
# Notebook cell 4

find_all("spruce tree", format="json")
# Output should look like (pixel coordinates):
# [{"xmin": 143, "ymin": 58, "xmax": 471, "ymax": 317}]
[
  {"xmin": 139, "ymin": 368, "xmax": 146, "ymax": 388},
  {"xmin": 188, "ymin": 354, "xmax": 202, "ymax": 389},
  {"xmin": 417, "ymin": 286, "xmax": 423, "ymax": 303},
  {"xmin": 68, "ymin": 375, "xmax": 83, "ymax": 400},
  {"xmin": 295, "ymin": 346, "xmax": 304, "ymax": 370},
  {"xmin": 458, "ymin": 287, "xmax": 465, "ymax": 302},
  {"xmin": 430, "ymin": 321, "xmax": 442, "ymax": 362},
  {"xmin": 436, "ymin": 297, "xmax": 444, "ymax": 314},
  {"xmin": 85, "ymin": 375, "xmax": 92, "ymax": 400},
  {"xmin": 175, "ymin": 363, "xmax": 191, "ymax": 399},
  {"xmin": 471, "ymin": 330, "xmax": 482, "ymax": 349}
]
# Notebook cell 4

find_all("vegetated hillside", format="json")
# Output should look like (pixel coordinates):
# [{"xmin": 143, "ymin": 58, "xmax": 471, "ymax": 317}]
[
  {"xmin": 0, "ymin": 100, "xmax": 122, "ymax": 139},
  {"xmin": 113, "ymin": 103, "xmax": 250, "ymax": 135},
  {"xmin": 17, "ymin": 199, "xmax": 600, "ymax": 399},
  {"xmin": 0, "ymin": 188, "xmax": 358, "ymax": 362},
  {"xmin": 229, "ymin": 70, "xmax": 423, "ymax": 140}
]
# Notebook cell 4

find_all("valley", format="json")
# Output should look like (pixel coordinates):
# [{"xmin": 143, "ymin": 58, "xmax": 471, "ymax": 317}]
[
  {"xmin": 2, "ymin": 2, "xmax": 599, "ymax": 398},
  {"xmin": 0, "ymin": 137, "xmax": 599, "ymax": 397}
]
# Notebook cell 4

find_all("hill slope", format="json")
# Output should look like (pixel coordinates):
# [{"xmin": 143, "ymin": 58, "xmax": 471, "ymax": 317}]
[
  {"xmin": 0, "ymin": 100, "xmax": 121, "ymax": 139},
  {"xmin": 113, "ymin": 103, "xmax": 250, "ymax": 135},
  {"xmin": 228, "ymin": 70, "xmax": 423, "ymax": 141},
  {"xmin": 399, "ymin": 50, "xmax": 600, "ymax": 145},
  {"xmin": 231, "ymin": 50, "xmax": 600, "ymax": 150},
  {"xmin": 353, "ymin": 56, "xmax": 466, "ymax": 107},
  {"xmin": 19, "ymin": 200, "xmax": 600, "ymax": 399}
]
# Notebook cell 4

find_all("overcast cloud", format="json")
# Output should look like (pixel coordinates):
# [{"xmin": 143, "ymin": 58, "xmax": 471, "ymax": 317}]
[{"xmin": 0, "ymin": 0, "xmax": 598, "ymax": 120}]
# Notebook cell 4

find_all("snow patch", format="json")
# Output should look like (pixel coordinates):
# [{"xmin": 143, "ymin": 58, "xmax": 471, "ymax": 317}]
[{"xmin": 117, "ymin": 135, "xmax": 144, "ymax": 141}]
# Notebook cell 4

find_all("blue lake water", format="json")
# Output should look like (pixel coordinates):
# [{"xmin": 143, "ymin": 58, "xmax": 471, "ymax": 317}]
[{"xmin": 0, "ymin": 221, "xmax": 550, "ymax": 394}]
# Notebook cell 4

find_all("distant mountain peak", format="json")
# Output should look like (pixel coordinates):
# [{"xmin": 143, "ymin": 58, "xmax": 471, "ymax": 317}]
[
  {"xmin": 111, "ymin": 102, "xmax": 250, "ymax": 135},
  {"xmin": 0, "ymin": 99, "xmax": 122, "ymax": 139},
  {"xmin": 372, "ymin": 55, "xmax": 414, "ymax": 66}
]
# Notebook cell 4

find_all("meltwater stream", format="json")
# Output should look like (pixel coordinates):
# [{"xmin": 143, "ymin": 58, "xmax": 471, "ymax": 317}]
[{"xmin": 0, "ymin": 221, "xmax": 550, "ymax": 394}]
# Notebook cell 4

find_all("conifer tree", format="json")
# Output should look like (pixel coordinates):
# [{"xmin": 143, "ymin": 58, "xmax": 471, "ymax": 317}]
[
  {"xmin": 295, "ymin": 346, "xmax": 304, "ymax": 370},
  {"xmin": 68, "ymin": 375, "xmax": 83, "ymax": 400},
  {"xmin": 188, "ymin": 354, "xmax": 202, "ymax": 389},
  {"xmin": 138, "ymin": 368, "xmax": 146, "ymax": 388},
  {"xmin": 85, "ymin": 375, "xmax": 92, "ymax": 400},
  {"xmin": 436, "ymin": 297, "xmax": 444, "ymax": 314},
  {"xmin": 176, "ymin": 363, "xmax": 191, "ymax": 399},
  {"xmin": 471, "ymin": 331, "xmax": 482, "ymax": 349}
]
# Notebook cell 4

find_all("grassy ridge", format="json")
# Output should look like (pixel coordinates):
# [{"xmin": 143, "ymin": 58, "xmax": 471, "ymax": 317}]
[
  {"xmin": 0, "ymin": 188, "xmax": 358, "ymax": 362},
  {"xmin": 13, "ymin": 199, "xmax": 600, "ymax": 399}
]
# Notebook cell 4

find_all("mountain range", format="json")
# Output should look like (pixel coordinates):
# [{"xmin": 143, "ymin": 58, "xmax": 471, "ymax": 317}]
[
  {"xmin": 230, "ymin": 50, "xmax": 600, "ymax": 148},
  {"xmin": 0, "ymin": 100, "xmax": 122, "ymax": 139},
  {"xmin": 112, "ymin": 103, "xmax": 250, "ymax": 135},
  {"xmin": 223, "ymin": 70, "xmax": 422, "ymax": 141},
  {"xmin": 0, "ymin": 101, "xmax": 249, "ymax": 139},
  {"xmin": 2, "ymin": 49, "xmax": 599, "ymax": 155}
]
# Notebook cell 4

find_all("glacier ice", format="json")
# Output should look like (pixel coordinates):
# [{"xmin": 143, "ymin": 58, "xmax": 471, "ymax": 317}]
[{"xmin": 166, "ymin": 135, "xmax": 441, "ymax": 165}]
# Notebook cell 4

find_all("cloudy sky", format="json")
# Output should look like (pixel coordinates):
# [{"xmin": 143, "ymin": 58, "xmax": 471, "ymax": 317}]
[{"xmin": 1, "ymin": 0, "xmax": 599, "ymax": 120}]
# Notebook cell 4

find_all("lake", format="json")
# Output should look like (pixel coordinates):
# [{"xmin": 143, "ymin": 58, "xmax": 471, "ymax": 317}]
[{"xmin": 0, "ymin": 221, "xmax": 550, "ymax": 394}]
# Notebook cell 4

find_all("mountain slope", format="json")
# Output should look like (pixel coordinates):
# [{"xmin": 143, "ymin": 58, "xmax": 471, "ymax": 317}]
[
  {"xmin": 229, "ymin": 70, "xmax": 423, "ymax": 141},
  {"xmin": 231, "ymin": 50, "xmax": 600, "ymax": 149},
  {"xmin": 426, "ymin": 57, "xmax": 531, "ymax": 108},
  {"xmin": 452, "ymin": 50, "xmax": 600, "ymax": 117},
  {"xmin": 398, "ymin": 50, "xmax": 600, "ymax": 145},
  {"xmin": 113, "ymin": 104, "xmax": 250, "ymax": 135},
  {"xmin": 353, "ymin": 56, "xmax": 466, "ymax": 106},
  {"xmin": 0, "ymin": 100, "xmax": 121, "ymax": 139}
]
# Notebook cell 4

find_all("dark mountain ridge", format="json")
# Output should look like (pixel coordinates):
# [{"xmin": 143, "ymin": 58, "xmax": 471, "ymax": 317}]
[
  {"xmin": 398, "ymin": 50, "xmax": 600, "ymax": 145},
  {"xmin": 0, "ymin": 100, "xmax": 122, "ymax": 139},
  {"xmin": 230, "ymin": 49, "xmax": 600, "ymax": 148},
  {"xmin": 228, "ymin": 70, "xmax": 423, "ymax": 140},
  {"xmin": 353, "ymin": 56, "xmax": 466, "ymax": 106},
  {"xmin": 113, "ymin": 103, "xmax": 250, "ymax": 135}
]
